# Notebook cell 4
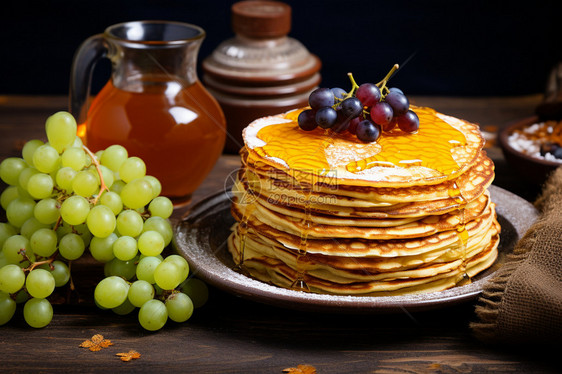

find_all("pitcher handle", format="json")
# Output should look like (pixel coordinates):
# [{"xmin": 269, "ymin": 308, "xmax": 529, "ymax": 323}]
[{"xmin": 69, "ymin": 34, "xmax": 108, "ymax": 124}]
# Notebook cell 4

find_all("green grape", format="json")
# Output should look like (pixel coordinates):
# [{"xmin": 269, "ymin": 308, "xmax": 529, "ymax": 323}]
[
  {"xmin": 72, "ymin": 170, "xmax": 99, "ymax": 197},
  {"xmin": 148, "ymin": 196, "xmax": 174, "ymax": 219},
  {"xmin": 2, "ymin": 235, "xmax": 32, "ymax": 264},
  {"xmin": 113, "ymin": 236, "xmax": 138, "ymax": 261},
  {"xmin": 45, "ymin": 111, "xmax": 77, "ymax": 154},
  {"xmin": 112, "ymin": 298, "xmax": 136, "ymax": 315},
  {"xmin": 119, "ymin": 156, "xmax": 146, "ymax": 183},
  {"xmin": 60, "ymin": 195, "xmax": 90, "ymax": 225},
  {"xmin": 18, "ymin": 167, "xmax": 39, "ymax": 191},
  {"xmin": 138, "ymin": 230, "xmax": 165, "ymax": 257},
  {"xmin": 128, "ymin": 280, "xmax": 155, "ymax": 308},
  {"xmin": 120, "ymin": 178, "xmax": 153, "ymax": 209},
  {"xmin": 153, "ymin": 260, "xmax": 182, "ymax": 290},
  {"xmin": 0, "ymin": 249, "xmax": 8, "ymax": 269},
  {"xmin": 72, "ymin": 223, "xmax": 93, "ymax": 248},
  {"xmin": 0, "ymin": 264, "xmax": 26, "ymax": 294},
  {"xmin": 20, "ymin": 217, "xmax": 50, "ymax": 239},
  {"xmin": 6, "ymin": 196, "xmax": 36, "ymax": 228},
  {"xmin": 0, "ymin": 223, "xmax": 17, "ymax": 249},
  {"xmin": 1, "ymin": 186, "xmax": 19, "ymax": 210},
  {"xmin": 29, "ymin": 228, "xmax": 58, "ymax": 257},
  {"xmin": 33, "ymin": 144, "xmax": 60, "ymax": 173},
  {"xmin": 143, "ymin": 175, "xmax": 162, "ymax": 199},
  {"xmin": 116, "ymin": 210, "xmax": 143, "ymax": 237},
  {"xmin": 180, "ymin": 277, "xmax": 209, "ymax": 308},
  {"xmin": 0, "ymin": 157, "xmax": 27, "ymax": 185},
  {"xmin": 165, "ymin": 292, "xmax": 194, "ymax": 323},
  {"xmin": 0, "ymin": 291, "xmax": 17, "ymax": 325},
  {"xmin": 55, "ymin": 166, "xmax": 77, "ymax": 193},
  {"xmin": 14, "ymin": 289, "xmax": 30, "ymax": 304},
  {"xmin": 163, "ymin": 255, "xmax": 189, "ymax": 282},
  {"xmin": 27, "ymin": 173, "xmax": 54, "ymax": 199},
  {"xmin": 100, "ymin": 191, "xmax": 123, "ymax": 215},
  {"xmin": 33, "ymin": 198, "xmax": 61, "ymax": 225},
  {"xmin": 86, "ymin": 205, "xmax": 116, "ymax": 238},
  {"xmin": 89, "ymin": 233, "xmax": 117, "ymax": 262},
  {"xmin": 110, "ymin": 179, "xmax": 126, "ymax": 194},
  {"xmin": 103, "ymin": 257, "xmax": 137, "ymax": 280},
  {"xmin": 100, "ymin": 144, "xmax": 128, "ymax": 172},
  {"xmin": 99, "ymin": 165, "xmax": 115, "ymax": 189},
  {"xmin": 26, "ymin": 269, "xmax": 56, "ymax": 299},
  {"xmin": 58, "ymin": 233, "xmax": 85, "ymax": 261},
  {"xmin": 94, "ymin": 276, "xmax": 129, "ymax": 309},
  {"xmin": 21, "ymin": 139, "xmax": 44, "ymax": 166},
  {"xmin": 136, "ymin": 256, "xmax": 162, "ymax": 284},
  {"xmin": 143, "ymin": 216, "xmax": 173, "ymax": 246},
  {"xmin": 72, "ymin": 136, "xmax": 83, "ymax": 148},
  {"xmin": 40, "ymin": 260, "xmax": 70, "ymax": 287},
  {"xmin": 23, "ymin": 297, "xmax": 53, "ymax": 328},
  {"xmin": 138, "ymin": 299, "xmax": 168, "ymax": 331},
  {"xmin": 61, "ymin": 146, "xmax": 87, "ymax": 171}
]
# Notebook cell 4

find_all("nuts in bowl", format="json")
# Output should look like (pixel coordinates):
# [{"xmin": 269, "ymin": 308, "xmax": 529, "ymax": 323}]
[{"xmin": 499, "ymin": 116, "xmax": 562, "ymax": 184}]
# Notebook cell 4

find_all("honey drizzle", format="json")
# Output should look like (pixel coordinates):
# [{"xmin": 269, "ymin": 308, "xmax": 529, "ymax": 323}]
[
  {"xmin": 254, "ymin": 107, "xmax": 468, "ymax": 185},
  {"xmin": 233, "ymin": 166, "xmax": 256, "ymax": 275},
  {"xmin": 448, "ymin": 181, "xmax": 471, "ymax": 285}
]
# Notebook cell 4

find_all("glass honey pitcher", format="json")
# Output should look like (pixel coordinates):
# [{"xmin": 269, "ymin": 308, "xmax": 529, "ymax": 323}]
[{"xmin": 70, "ymin": 21, "xmax": 226, "ymax": 205}]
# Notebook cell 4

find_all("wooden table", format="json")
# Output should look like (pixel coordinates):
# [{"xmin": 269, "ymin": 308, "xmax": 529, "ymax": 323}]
[{"xmin": 0, "ymin": 95, "xmax": 558, "ymax": 373}]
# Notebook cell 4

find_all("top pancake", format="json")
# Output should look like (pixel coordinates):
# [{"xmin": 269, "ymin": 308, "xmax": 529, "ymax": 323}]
[{"xmin": 243, "ymin": 106, "xmax": 485, "ymax": 188}]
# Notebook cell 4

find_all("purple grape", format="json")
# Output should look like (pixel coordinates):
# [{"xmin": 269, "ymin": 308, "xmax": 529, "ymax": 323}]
[
  {"xmin": 356, "ymin": 120, "xmax": 381, "ymax": 143},
  {"xmin": 315, "ymin": 107, "xmax": 338, "ymax": 129},
  {"xmin": 348, "ymin": 116, "xmax": 362, "ymax": 135},
  {"xmin": 370, "ymin": 102, "xmax": 394, "ymax": 126},
  {"xmin": 298, "ymin": 109, "xmax": 318, "ymax": 131},
  {"xmin": 340, "ymin": 97, "xmax": 363, "ymax": 119},
  {"xmin": 356, "ymin": 83, "xmax": 381, "ymax": 107},
  {"xmin": 397, "ymin": 110, "xmax": 420, "ymax": 133},
  {"xmin": 388, "ymin": 87, "xmax": 404, "ymax": 95},
  {"xmin": 331, "ymin": 87, "xmax": 347, "ymax": 100},
  {"xmin": 384, "ymin": 91, "xmax": 409, "ymax": 116},
  {"xmin": 331, "ymin": 110, "xmax": 352, "ymax": 133},
  {"xmin": 309, "ymin": 88, "xmax": 335, "ymax": 110}
]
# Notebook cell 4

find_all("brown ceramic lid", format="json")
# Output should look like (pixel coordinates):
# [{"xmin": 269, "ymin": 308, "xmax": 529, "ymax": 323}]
[{"xmin": 231, "ymin": 0, "xmax": 291, "ymax": 39}]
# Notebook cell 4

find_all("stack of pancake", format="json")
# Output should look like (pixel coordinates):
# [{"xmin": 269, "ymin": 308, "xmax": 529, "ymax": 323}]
[{"xmin": 227, "ymin": 106, "xmax": 500, "ymax": 296}]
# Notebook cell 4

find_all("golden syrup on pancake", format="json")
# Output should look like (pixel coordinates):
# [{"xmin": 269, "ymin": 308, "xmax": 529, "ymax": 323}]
[
  {"xmin": 448, "ymin": 181, "xmax": 471, "ymax": 285},
  {"xmin": 290, "ymin": 187, "xmax": 312, "ymax": 292},
  {"xmin": 253, "ymin": 107, "xmax": 467, "ymax": 183}
]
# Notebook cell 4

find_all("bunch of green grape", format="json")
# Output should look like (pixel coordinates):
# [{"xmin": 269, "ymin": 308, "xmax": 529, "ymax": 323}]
[{"xmin": 0, "ymin": 111, "xmax": 208, "ymax": 330}]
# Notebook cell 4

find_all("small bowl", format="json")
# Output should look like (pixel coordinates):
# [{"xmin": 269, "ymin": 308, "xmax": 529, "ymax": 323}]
[{"xmin": 498, "ymin": 116, "xmax": 561, "ymax": 185}]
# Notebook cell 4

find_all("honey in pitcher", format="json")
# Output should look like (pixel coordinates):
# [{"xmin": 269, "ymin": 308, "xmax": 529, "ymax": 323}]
[{"xmin": 82, "ymin": 79, "xmax": 226, "ymax": 204}]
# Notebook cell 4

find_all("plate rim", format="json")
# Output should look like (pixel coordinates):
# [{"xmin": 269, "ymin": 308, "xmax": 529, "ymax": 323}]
[{"xmin": 173, "ymin": 184, "xmax": 538, "ymax": 313}]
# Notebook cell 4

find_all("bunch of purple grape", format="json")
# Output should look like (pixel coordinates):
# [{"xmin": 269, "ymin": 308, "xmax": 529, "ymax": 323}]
[{"xmin": 297, "ymin": 67, "xmax": 420, "ymax": 143}]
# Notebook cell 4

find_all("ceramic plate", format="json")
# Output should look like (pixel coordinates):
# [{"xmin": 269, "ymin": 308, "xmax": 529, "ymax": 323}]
[{"xmin": 173, "ymin": 185, "xmax": 538, "ymax": 313}]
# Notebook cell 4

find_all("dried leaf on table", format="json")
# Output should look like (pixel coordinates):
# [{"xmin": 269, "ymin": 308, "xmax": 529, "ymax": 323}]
[
  {"xmin": 79, "ymin": 334, "xmax": 114, "ymax": 352},
  {"xmin": 282, "ymin": 364, "xmax": 317, "ymax": 374},
  {"xmin": 116, "ymin": 350, "xmax": 141, "ymax": 362}
]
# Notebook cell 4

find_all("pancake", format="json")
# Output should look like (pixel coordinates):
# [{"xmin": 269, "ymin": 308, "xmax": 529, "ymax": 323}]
[{"xmin": 227, "ymin": 105, "xmax": 500, "ymax": 296}]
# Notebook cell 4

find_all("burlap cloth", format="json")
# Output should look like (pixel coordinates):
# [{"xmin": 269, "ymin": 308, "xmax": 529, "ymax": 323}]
[{"xmin": 471, "ymin": 167, "xmax": 562, "ymax": 344}]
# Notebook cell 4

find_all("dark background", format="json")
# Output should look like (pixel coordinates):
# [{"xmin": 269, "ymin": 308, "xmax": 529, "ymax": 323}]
[{"xmin": 0, "ymin": 0, "xmax": 560, "ymax": 97}]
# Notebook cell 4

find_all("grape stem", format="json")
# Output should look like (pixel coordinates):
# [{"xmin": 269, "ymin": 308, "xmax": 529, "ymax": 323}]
[
  {"xmin": 18, "ymin": 249, "xmax": 57, "ymax": 273},
  {"xmin": 82, "ymin": 145, "xmax": 108, "ymax": 205},
  {"xmin": 376, "ymin": 64, "xmax": 400, "ymax": 95},
  {"xmin": 346, "ymin": 72, "xmax": 360, "ymax": 96}
]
